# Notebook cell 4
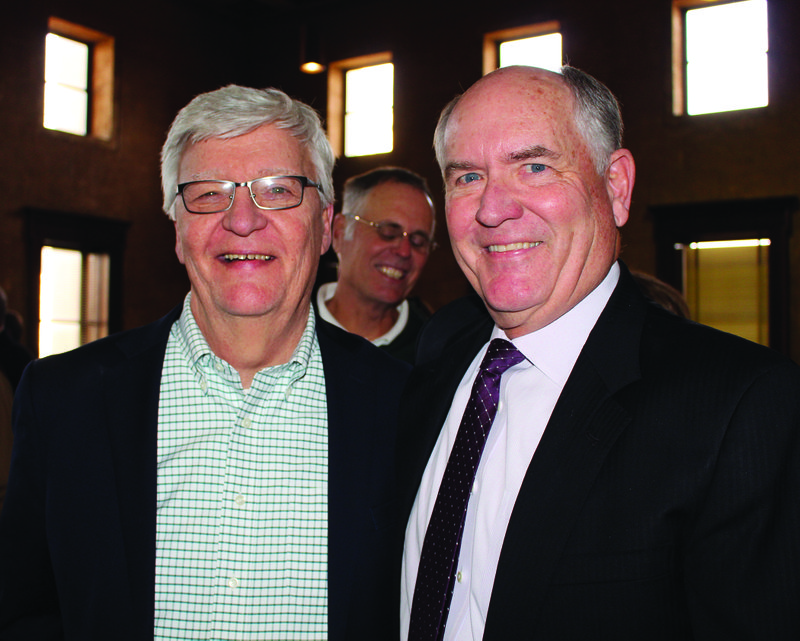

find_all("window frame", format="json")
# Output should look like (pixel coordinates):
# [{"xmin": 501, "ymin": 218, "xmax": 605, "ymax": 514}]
[
  {"xmin": 25, "ymin": 209, "xmax": 129, "ymax": 357},
  {"xmin": 327, "ymin": 51, "xmax": 393, "ymax": 157},
  {"xmin": 46, "ymin": 17, "xmax": 115, "ymax": 140},
  {"xmin": 671, "ymin": 0, "xmax": 768, "ymax": 117},
  {"xmin": 38, "ymin": 246, "xmax": 111, "ymax": 356},
  {"xmin": 482, "ymin": 21, "xmax": 561, "ymax": 75}
]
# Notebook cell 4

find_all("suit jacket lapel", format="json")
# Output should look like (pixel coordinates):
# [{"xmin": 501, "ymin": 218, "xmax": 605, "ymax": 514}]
[
  {"xmin": 318, "ymin": 322, "xmax": 358, "ymax": 638},
  {"xmin": 100, "ymin": 307, "xmax": 179, "ymax": 627},
  {"xmin": 483, "ymin": 266, "xmax": 647, "ymax": 638},
  {"xmin": 319, "ymin": 320, "xmax": 393, "ymax": 639},
  {"xmin": 397, "ymin": 313, "xmax": 493, "ymax": 518},
  {"xmin": 318, "ymin": 318, "xmax": 412, "ymax": 641}
]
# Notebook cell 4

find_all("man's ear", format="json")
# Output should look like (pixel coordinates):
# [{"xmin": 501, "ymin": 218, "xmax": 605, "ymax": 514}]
[
  {"xmin": 320, "ymin": 204, "xmax": 335, "ymax": 256},
  {"xmin": 331, "ymin": 212, "xmax": 347, "ymax": 254},
  {"xmin": 606, "ymin": 148, "xmax": 635, "ymax": 228},
  {"xmin": 174, "ymin": 221, "xmax": 185, "ymax": 265}
]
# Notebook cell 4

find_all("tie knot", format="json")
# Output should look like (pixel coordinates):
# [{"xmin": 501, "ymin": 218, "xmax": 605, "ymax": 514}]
[{"xmin": 480, "ymin": 338, "xmax": 525, "ymax": 376}]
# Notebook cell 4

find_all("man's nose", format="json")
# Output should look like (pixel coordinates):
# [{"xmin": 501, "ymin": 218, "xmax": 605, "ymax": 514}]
[
  {"xmin": 391, "ymin": 233, "xmax": 413, "ymax": 257},
  {"xmin": 475, "ymin": 179, "xmax": 524, "ymax": 227},
  {"xmin": 222, "ymin": 185, "xmax": 269, "ymax": 236}
]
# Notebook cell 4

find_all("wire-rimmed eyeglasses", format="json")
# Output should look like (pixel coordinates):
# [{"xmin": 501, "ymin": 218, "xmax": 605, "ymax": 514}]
[
  {"xmin": 176, "ymin": 175, "xmax": 323, "ymax": 214},
  {"xmin": 346, "ymin": 214, "xmax": 436, "ymax": 253}
]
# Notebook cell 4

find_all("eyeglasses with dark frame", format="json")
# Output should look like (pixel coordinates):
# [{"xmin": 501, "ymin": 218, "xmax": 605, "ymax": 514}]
[
  {"xmin": 176, "ymin": 175, "xmax": 323, "ymax": 214},
  {"xmin": 346, "ymin": 214, "xmax": 436, "ymax": 253}
]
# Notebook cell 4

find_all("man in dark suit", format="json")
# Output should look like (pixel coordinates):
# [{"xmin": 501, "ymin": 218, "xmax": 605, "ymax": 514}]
[
  {"xmin": 0, "ymin": 85, "xmax": 409, "ymax": 640},
  {"xmin": 399, "ymin": 65, "xmax": 800, "ymax": 640}
]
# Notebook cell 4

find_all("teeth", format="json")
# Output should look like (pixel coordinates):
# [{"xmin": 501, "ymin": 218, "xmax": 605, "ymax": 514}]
[
  {"xmin": 223, "ymin": 253, "xmax": 273, "ymax": 262},
  {"xmin": 487, "ymin": 241, "xmax": 542, "ymax": 253},
  {"xmin": 378, "ymin": 266, "xmax": 404, "ymax": 280}
]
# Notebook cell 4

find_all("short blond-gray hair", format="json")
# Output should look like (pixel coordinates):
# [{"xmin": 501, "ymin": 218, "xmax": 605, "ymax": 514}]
[{"xmin": 161, "ymin": 85, "xmax": 334, "ymax": 219}]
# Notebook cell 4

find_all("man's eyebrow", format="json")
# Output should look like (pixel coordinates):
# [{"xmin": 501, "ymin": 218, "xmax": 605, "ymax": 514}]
[
  {"xmin": 443, "ymin": 161, "xmax": 476, "ymax": 181},
  {"xmin": 443, "ymin": 146, "xmax": 559, "ymax": 180},
  {"xmin": 506, "ymin": 145, "xmax": 560, "ymax": 163}
]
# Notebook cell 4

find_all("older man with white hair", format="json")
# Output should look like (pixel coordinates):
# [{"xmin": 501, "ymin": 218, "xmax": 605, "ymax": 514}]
[{"xmin": 0, "ymin": 85, "xmax": 409, "ymax": 641}]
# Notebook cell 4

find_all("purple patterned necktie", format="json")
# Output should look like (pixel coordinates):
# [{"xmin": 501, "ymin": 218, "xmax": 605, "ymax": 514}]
[{"xmin": 408, "ymin": 338, "xmax": 525, "ymax": 641}]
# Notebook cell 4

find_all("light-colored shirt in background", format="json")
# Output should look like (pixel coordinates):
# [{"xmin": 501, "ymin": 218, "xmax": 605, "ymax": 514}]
[{"xmin": 316, "ymin": 282, "xmax": 409, "ymax": 346}]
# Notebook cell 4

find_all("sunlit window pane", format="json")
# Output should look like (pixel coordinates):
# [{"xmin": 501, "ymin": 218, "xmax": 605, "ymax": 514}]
[
  {"xmin": 499, "ymin": 33, "xmax": 562, "ymax": 71},
  {"xmin": 43, "ymin": 83, "xmax": 88, "ymax": 135},
  {"xmin": 344, "ymin": 63, "xmax": 393, "ymax": 157},
  {"xmin": 45, "ymin": 33, "xmax": 89, "ymax": 88},
  {"xmin": 40, "ymin": 247, "xmax": 82, "ymax": 357},
  {"xmin": 685, "ymin": 0, "xmax": 768, "ymax": 115},
  {"xmin": 44, "ymin": 33, "xmax": 89, "ymax": 135},
  {"xmin": 39, "ymin": 246, "xmax": 110, "ymax": 357}
]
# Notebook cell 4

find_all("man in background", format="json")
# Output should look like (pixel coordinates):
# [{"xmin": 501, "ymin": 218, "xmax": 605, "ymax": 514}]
[
  {"xmin": 0, "ymin": 286, "xmax": 33, "ymax": 392},
  {"xmin": 0, "ymin": 85, "xmax": 408, "ymax": 640},
  {"xmin": 316, "ymin": 167, "xmax": 436, "ymax": 363},
  {"xmin": 0, "ymin": 286, "xmax": 32, "ymax": 511},
  {"xmin": 399, "ymin": 65, "xmax": 800, "ymax": 640}
]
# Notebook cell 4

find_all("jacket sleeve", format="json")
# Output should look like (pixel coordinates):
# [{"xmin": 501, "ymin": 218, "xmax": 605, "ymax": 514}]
[
  {"xmin": 683, "ymin": 358, "xmax": 800, "ymax": 639},
  {"xmin": 0, "ymin": 362, "xmax": 64, "ymax": 639}
]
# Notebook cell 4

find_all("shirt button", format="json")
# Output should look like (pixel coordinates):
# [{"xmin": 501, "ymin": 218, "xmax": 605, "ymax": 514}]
[
  {"xmin": 457, "ymin": 571, "xmax": 463, "ymax": 583},
  {"xmin": 228, "ymin": 576, "xmax": 239, "ymax": 589},
  {"xmin": 241, "ymin": 417, "xmax": 252, "ymax": 428},
  {"xmin": 234, "ymin": 493, "xmax": 246, "ymax": 506},
  {"xmin": 200, "ymin": 378, "xmax": 208, "ymax": 392},
  {"xmin": 215, "ymin": 361, "xmax": 224, "ymax": 372}
]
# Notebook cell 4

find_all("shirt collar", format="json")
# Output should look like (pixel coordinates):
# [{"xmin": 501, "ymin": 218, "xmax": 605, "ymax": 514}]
[
  {"xmin": 493, "ymin": 262, "xmax": 620, "ymax": 386},
  {"xmin": 316, "ymin": 281, "xmax": 409, "ymax": 346},
  {"xmin": 175, "ymin": 292, "xmax": 317, "ymax": 379},
  {"xmin": 175, "ymin": 293, "xmax": 212, "ymax": 369}
]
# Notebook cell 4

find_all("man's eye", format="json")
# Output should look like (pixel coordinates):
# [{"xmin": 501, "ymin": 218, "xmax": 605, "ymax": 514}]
[
  {"xmin": 456, "ymin": 172, "xmax": 481, "ymax": 185},
  {"xmin": 525, "ymin": 163, "xmax": 547, "ymax": 174}
]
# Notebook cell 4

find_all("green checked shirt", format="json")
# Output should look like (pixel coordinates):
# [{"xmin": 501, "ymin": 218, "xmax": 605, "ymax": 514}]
[{"xmin": 154, "ymin": 294, "xmax": 328, "ymax": 640}]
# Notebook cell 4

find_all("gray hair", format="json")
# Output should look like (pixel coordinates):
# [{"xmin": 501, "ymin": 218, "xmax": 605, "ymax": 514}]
[
  {"xmin": 434, "ymin": 65, "xmax": 623, "ymax": 177},
  {"xmin": 161, "ymin": 85, "xmax": 335, "ymax": 219},
  {"xmin": 560, "ymin": 66, "xmax": 623, "ymax": 174},
  {"xmin": 341, "ymin": 166, "xmax": 436, "ymax": 239}
]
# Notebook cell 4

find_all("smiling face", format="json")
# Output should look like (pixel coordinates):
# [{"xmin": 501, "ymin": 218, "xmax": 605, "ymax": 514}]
[
  {"xmin": 332, "ymin": 181, "xmax": 434, "ymax": 309},
  {"xmin": 441, "ymin": 67, "xmax": 634, "ymax": 337},
  {"xmin": 174, "ymin": 123, "xmax": 332, "ymax": 332}
]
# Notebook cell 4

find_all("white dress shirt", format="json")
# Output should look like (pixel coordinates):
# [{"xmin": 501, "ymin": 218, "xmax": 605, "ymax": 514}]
[{"xmin": 401, "ymin": 264, "xmax": 619, "ymax": 641}]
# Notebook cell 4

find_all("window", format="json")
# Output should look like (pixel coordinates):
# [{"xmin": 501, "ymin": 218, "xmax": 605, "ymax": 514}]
[
  {"xmin": 25, "ymin": 209, "xmax": 128, "ymax": 358},
  {"xmin": 673, "ymin": 0, "xmax": 768, "ymax": 116},
  {"xmin": 483, "ymin": 22, "xmax": 562, "ymax": 75},
  {"xmin": 44, "ymin": 34, "xmax": 89, "ymax": 135},
  {"xmin": 651, "ymin": 197, "xmax": 795, "ymax": 353},
  {"xmin": 676, "ymin": 239, "xmax": 770, "ymax": 344},
  {"xmin": 328, "ymin": 53, "xmax": 393, "ymax": 157},
  {"xmin": 39, "ymin": 247, "xmax": 110, "ymax": 357},
  {"xmin": 44, "ymin": 17, "xmax": 115, "ymax": 139}
]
